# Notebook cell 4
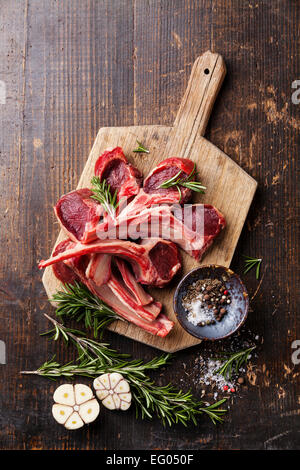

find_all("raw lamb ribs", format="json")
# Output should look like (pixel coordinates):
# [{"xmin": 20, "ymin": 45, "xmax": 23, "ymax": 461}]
[
  {"xmin": 97, "ymin": 203, "xmax": 225, "ymax": 261},
  {"xmin": 39, "ymin": 237, "xmax": 181, "ymax": 288},
  {"xmin": 54, "ymin": 242, "xmax": 174, "ymax": 337},
  {"xmin": 41, "ymin": 146, "xmax": 226, "ymax": 338},
  {"xmin": 118, "ymin": 157, "xmax": 195, "ymax": 219},
  {"xmin": 54, "ymin": 147, "xmax": 142, "ymax": 243}
]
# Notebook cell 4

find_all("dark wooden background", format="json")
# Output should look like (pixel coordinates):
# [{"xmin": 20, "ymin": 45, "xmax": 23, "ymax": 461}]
[{"xmin": 0, "ymin": 0, "xmax": 299, "ymax": 450}]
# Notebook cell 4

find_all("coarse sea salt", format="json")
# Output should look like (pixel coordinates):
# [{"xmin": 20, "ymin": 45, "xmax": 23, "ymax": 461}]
[
  {"xmin": 194, "ymin": 358, "xmax": 236, "ymax": 391},
  {"xmin": 183, "ymin": 297, "xmax": 215, "ymax": 326}
]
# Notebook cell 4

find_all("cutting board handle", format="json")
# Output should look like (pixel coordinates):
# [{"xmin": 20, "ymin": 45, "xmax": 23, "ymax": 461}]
[{"xmin": 174, "ymin": 51, "xmax": 226, "ymax": 139}]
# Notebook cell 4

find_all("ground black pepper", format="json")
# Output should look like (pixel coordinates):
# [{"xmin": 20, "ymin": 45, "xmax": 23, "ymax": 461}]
[{"xmin": 182, "ymin": 277, "xmax": 231, "ymax": 326}]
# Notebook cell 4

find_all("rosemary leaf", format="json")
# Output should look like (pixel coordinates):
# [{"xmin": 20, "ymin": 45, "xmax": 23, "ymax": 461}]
[
  {"xmin": 158, "ymin": 163, "xmax": 206, "ymax": 202},
  {"xmin": 133, "ymin": 140, "xmax": 150, "ymax": 153},
  {"xmin": 243, "ymin": 255, "xmax": 262, "ymax": 280},
  {"xmin": 90, "ymin": 176, "xmax": 120, "ymax": 219},
  {"xmin": 50, "ymin": 281, "xmax": 122, "ymax": 337},
  {"xmin": 216, "ymin": 347, "xmax": 256, "ymax": 380}
]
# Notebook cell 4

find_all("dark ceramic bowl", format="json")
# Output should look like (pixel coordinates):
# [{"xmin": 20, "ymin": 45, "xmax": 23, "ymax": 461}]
[{"xmin": 173, "ymin": 265, "xmax": 249, "ymax": 340}]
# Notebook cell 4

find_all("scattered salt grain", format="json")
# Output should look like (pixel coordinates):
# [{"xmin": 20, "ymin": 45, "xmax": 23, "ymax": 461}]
[
  {"xmin": 197, "ymin": 358, "xmax": 236, "ymax": 392},
  {"xmin": 184, "ymin": 298, "xmax": 215, "ymax": 325}
]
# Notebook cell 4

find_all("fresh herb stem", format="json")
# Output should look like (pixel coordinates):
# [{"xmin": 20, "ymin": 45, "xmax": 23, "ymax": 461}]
[
  {"xmin": 133, "ymin": 140, "xmax": 150, "ymax": 154},
  {"xmin": 50, "ymin": 281, "xmax": 123, "ymax": 337},
  {"xmin": 158, "ymin": 163, "xmax": 206, "ymax": 202},
  {"xmin": 243, "ymin": 255, "xmax": 262, "ymax": 280},
  {"xmin": 42, "ymin": 314, "xmax": 129, "ymax": 365},
  {"xmin": 215, "ymin": 347, "xmax": 256, "ymax": 380},
  {"xmin": 90, "ymin": 176, "xmax": 120, "ymax": 219}
]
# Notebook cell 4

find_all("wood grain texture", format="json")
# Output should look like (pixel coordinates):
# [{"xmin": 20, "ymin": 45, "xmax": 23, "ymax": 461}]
[
  {"xmin": 0, "ymin": 0, "xmax": 299, "ymax": 450},
  {"xmin": 43, "ymin": 52, "xmax": 256, "ymax": 352}
]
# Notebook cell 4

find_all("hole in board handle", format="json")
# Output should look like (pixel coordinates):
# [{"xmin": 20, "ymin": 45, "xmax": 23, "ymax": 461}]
[{"xmin": 204, "ymin": 68, "xmax": 210, "ymax": 75}]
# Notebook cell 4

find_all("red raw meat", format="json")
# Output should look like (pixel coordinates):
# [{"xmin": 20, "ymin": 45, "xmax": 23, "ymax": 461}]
[
  {"xmin": 115, "ymin": 258, "xmax": 153, "ymax": 306},
  {"xmin": 55, "ymin": 148, "xmax": 142, "ymax": 244},
  {"xmin": 43, "ymin": 149, "xmax": 226, "ymax": 339},
  {"xmin": 107, "ymin": 269, "xmax": 161, "ymax": 322},
  {"xmin": 95, "ymin": 147, "xmax": 142, "ymax": 203},
  {"xmin": 97, "ymin": 203, "xmax": 225, "ymax": 261},
  {"xmin": 61, "ymin": 248, "xmax": 173, "ymax": 337},
  {"xmin": 90, "ymin": 283, "xmax": 173, "ymax": 338},
  {"xmin": 143, "ymin": 157, "xmax": 195, "ymax": 203},
  {"xmin": 54, "ymin": 189, "xmax": 103, "ymax": 244},
  {"xmin": 39, "ymin": 238, "xmax": 181, "ymax": 287},
  {"xmin": 52, "ymin": 239, "xmax": 80, "ymax": 284},
  {"xmin": 119, "ymin": 157, "xmax": 195, "ymax": 220},
  {"xmin": 85, "ymin": 255, "xmax": 161, "ymax": 321}
]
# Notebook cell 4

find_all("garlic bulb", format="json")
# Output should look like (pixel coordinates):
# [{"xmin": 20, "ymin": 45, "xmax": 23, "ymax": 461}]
[
  {"xmin": 93, "ymin": 373, "xmax": 132, "ymax": 411},
  {"xmin": 52, "ymin": 383, "xmax": 100, "ymax": 429}
]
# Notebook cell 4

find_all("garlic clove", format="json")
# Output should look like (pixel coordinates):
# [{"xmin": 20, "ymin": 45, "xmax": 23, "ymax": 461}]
[
  {"xmin": 108, "ymin": 372, "xmax": 123, "ymax": 388},
  {"xmin": 120, "ymin": 399, "xmax": 131, "ymax": 411},
  {"xmin": 78, "ymin": 398, "xmax": 100, "ymax": 424},
  {"xmin": 114, "ymin": 379, "xmax": 130, "ymax": 394},
  {"xmin": 102, "ymin": 395, "xmax": 116, "ymax": 410},
  {"xmin": 120, "ymin": 392, "xmax": 132, "ymax": 403},
  {"xmin": 52, "ymin": 404, "xmax": 73, "ymax": 424},
  {"xmin": 64, "ymin": 411, "xmax": 84, "ymax": 430},
  {"xmin": 97, "ymin": 373, "xmax": 111, "ymax": 390},
  {"xmin": 74, "ymin": 383, "xmax": 94, "ymax": 405},
  {"xmin": 112, "ymin": 393, "xmax": 121, "ymax": 409},
  {"xmin": 53, "ymin": 384, "xmax": 75, "ymax": 406},
  {"xmin": 93, "ymin": 377, "xmax": 105, "ymax": 391},
  {"xmin": 95, "ymin": 389, "xmax": 109, "ymax": 401}
]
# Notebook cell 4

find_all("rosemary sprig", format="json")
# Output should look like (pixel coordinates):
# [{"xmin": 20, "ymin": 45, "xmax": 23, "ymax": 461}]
[
  {"xmin": 42, "ymin": 314, "xmax": 129, "ymax": 365},
  {"xmin": 21, "ymin": 355, "xmax": 227, "ymax": 426},
  {"xmin": 243, "ymin": 255, "xmax": 262, "ymax": 279},
  {"xmin": 130, "ymin": 378, "xmax": 227, "ymax": 426},
  {"xmin": 50, "ymin": 281, "xmax": 123, "ymax": 337},
  {"xmin": 216, "ymin": 347, "xmax": 256, "ymax": 380},
  {"xmin": 90, "ymin": 176, "xmax": 120, "ymax": 219},
  {"xmin": 133, "ymin": 140, "xmax": 150, "ymax": 154},
  {"xmin": 158, "ymin": 163, "xmax": 206, "ymax": 202}
]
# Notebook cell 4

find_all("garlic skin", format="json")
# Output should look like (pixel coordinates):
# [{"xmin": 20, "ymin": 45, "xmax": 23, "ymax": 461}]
[
  {"xmin": 52, "ymin": 384, "xmax": 100, "ymax": 429},
  {"xmin": 93, "ymin": 372, "xmax": 132, "ymax": 411}
]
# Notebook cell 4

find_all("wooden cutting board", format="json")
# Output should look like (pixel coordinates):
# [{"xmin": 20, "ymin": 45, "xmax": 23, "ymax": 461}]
[{"xmin": 43, "ymin": 51, "xmax": 257, "ymax": 352}]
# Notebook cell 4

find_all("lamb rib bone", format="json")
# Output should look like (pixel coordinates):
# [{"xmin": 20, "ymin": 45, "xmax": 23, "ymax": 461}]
[
  {"xmin": 107, "ymin": 270, "xmax": 161, "ymax": 322},
  {"xmin": 39, "ymin": 238, "xmax": 181, "ymax": 287},
  {"xmin": 85, "ymin": 253, "xmax": 112, "ymax": 286},
  {"xmin": 84, "ymin": 253, "xmax": 160, "ymax": 321},
  {"xmin": 118, "ymin": 157, "xmax": 195, "ymax": 220},
  {"xmin": 97, "ymin": 203, "xmax": 226, "ymax": 261},
  {"xmin": 114, "ymin": 258, "xmax": 153, "ymax": 306},
  {"xmin": 63, "ymin": 253, "xmax": 173, "ymax": 337},
  {"xmin": 90, "ymin": 283, "xmax": 174, "ymax": 338}
]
